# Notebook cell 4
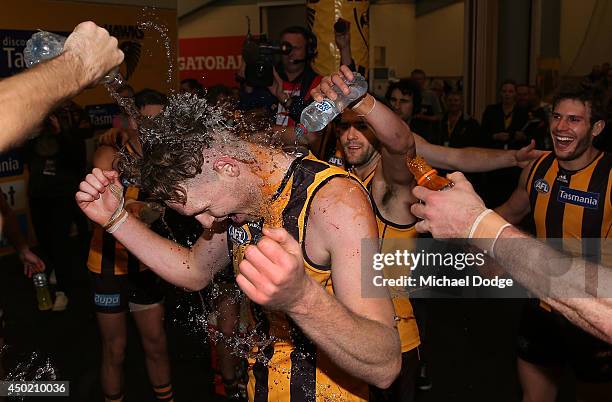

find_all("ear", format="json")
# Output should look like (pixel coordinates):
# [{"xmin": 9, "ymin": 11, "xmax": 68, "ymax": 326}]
[
  {"xmin": 592, "ymin": 120, "xmax": 606, "ymax": 137},
  {"xmin": 213, "ymin": 156, "xmax": 240, "ymax": 178}
]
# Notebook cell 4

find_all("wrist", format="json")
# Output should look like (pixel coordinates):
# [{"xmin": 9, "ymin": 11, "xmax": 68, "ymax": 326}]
[
  {"xmin": 467, "ymin": 209, "xmax": 512, "ymax": 258},
  {"xmin": 286, "ymin": 276, "xmax": 318, "ymax": 317},
  {"xmin": 352, "ymin": 93, "xmax": 376, "ymax": 117},
  {"xmin": 54, "ymin": 52, "xmax": 86, "ymax": 96}
]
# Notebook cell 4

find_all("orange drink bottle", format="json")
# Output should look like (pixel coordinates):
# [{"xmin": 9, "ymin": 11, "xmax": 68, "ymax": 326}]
[{"xmin": 407, "ymin": 155, "xmax": 454, "ymax": 191}]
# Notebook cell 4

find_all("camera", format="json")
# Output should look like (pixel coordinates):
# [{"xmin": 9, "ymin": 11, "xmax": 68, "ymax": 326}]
[{"xmin": 242, "ymin": 34, "xmax": 292, "ymax": 87}]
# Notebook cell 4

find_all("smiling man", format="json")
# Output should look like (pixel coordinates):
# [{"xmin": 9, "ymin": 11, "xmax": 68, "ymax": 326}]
[
  {"xmin": 494, "ymin": 83, "xmax": 611, "ymax": 402},
  {"xmin": 75, "ymin": 93, "xmax": 401, "ymax": 401}
]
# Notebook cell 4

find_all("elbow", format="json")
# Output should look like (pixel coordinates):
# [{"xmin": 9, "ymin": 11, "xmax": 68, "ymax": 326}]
[
  {"xmin": 371, "ymin": 332, "xmax": 402, "ymax": 389},
  {"xmin": 373, "ymin": 352, "xmax": 402, "ymax": 389}
]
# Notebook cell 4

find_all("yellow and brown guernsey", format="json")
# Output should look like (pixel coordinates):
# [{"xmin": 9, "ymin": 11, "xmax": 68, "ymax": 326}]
[
  {"xmin": 362, "ymin": 170, "xmax": 421, "ymax": 354},
  {"xmin": 227, "ymin": 153, "xmax": 369, "ymax": 402},
  {"xmin": 525, "ymin": 151, "xmax": 612, "ymax": 264}
]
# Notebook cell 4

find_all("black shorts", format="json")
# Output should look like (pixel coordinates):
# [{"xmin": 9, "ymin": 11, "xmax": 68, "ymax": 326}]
[
  {"xmin": 90, "ymin": 269, "xmax": 164, "ymax": 314},
  {"xmin": 517, "ymin": 300, "xmax": 612, "ymax": 382}
]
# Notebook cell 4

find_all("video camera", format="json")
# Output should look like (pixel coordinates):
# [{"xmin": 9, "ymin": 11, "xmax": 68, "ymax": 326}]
[{"xmin": 242, "ymin": 18, "xmax": 292, "ymax": 87}]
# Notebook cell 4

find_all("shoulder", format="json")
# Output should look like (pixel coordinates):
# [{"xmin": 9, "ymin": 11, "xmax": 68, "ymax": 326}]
[{"xmin": 308, "ymin": 176, "xmax": 377, "ymax": 236}]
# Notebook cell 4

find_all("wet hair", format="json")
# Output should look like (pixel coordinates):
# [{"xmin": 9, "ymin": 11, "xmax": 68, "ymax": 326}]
[
  {"xmin": 135, "ymin": 89, "xmax": 168, "ymax": 109},
  {"xmin": 206, "ymin": 84, "xmax": 234, "ymax": 104},
  {"xmin": 552, "ymin": 82, "xmax": 606, "ymax": 125},
  {"xmin": 384, "ymin": 79, "xmax": 422, "ymax": 116},
  {"xmin": 117, "ymin": 93, "xmax": 274, "ymax": 204}
]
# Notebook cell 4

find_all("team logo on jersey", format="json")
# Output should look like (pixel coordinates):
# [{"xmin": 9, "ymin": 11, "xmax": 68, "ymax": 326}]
[
  {"xmin": 94, "ymin": 293, "xmax": 121, "ymax": 308},
  {"xmin": 557, "ymin": 186, "xmax": 599, "ymax": 209},
  {"xmin": 534, "ymin": 179, "xmax": 550, "ymax": 194}
]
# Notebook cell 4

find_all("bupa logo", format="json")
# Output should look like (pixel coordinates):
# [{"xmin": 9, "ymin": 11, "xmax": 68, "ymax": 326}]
[
  {"xmin": 557, "ymin": 186, "xmax": 600, "ymax": 210},
  {"xmin": 534, "ymin": 179, "xmax": 550, "ymax": 194},
  {"xmin": 94, "ymin": 293, "xmax": 120, "ymax": 308},
  {"xmin": 315, "ymin": 100, "xmax": 333, "ymax": 114},
  {"xmin": 228, "ymin": 225, "xmax": 249, "ymax": 245}
]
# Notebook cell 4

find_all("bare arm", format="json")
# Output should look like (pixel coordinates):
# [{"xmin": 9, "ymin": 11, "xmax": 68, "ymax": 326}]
[
  {"xmin": 0, "ymin": 22, "xmax": 123, "ymax": 152},
  {"xmin": 411, "ymin": 172, "xmax": 612, "ymax": 343},
  {"xmin": 312, "ymin": 66, "xmax": 415, "ymax": 186},
  {"xmin": 415, "ymin": 135, "xmax": 543, "ymax": 173},
  {"xmin": 237, "ymin": 178, "xmax": 401, "ymax": 388},
  {"xmin": 76, "ymin": 168, "xmax": 229, "ymax": 290},
  {"xmin": 0, "ymin": 190, "xmax": 45, "ymax": 276},
  {"xmin": 494, "ymin": 226, "xmax": 612, "ymax": 344},
  {"xmin": 494, "ymin": 162, "xmax": 532, "ymax": 224}
]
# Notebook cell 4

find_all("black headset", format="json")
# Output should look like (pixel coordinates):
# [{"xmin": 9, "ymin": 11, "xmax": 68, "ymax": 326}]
[{"xmin": 281, "ymin": 26, "xmax": 318, "ymax": 61}]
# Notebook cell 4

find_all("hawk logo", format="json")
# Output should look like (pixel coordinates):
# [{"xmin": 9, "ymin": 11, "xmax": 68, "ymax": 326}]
[
  {"xmin": 556, "ymin": 173, "xmax": 568, "ymax": 184},
  {"xmin": 119, "ymin": 40, "xmax": 141, "ymax": 81},
  {"xmin": 534, "ymin": 179, "xmax": 550, "ymax": 194}
]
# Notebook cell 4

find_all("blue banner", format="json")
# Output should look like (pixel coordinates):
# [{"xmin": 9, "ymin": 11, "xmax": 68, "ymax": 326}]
[{"xmin": 1, "ymin": 29, "xmax": 70, "ymax": 77}]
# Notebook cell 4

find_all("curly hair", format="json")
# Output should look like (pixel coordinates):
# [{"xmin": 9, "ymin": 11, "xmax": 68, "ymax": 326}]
[
  {"xmin": 117, "ymin": 92, "xmax": 276, "ymax": 204},
  {"xmin": 552, "ymin": 82, "xmax": 606, "ymax": 125}
]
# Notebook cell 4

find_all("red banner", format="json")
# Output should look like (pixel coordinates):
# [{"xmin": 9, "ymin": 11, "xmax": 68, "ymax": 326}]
[{"xmin": 179, "ymin": 36, "xmax": 245, "ymax": 88}]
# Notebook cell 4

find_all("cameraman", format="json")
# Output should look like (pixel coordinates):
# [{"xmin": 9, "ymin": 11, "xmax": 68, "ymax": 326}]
[{"xmin": 240, "ymin": 26, "xmax": 322, "ymax": 128}]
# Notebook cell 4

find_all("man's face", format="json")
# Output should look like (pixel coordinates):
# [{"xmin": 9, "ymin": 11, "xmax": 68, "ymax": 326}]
[
  {"xmin": 411, "ymin": 72, "xmax": 426, "ymax": 90},
  {"xmin": 501, "ymin": 83, "xmax": 516, "ymax": 104},
  {"xmin": 169, "ymin": 161, "xmax": 250, "ymax": 229},
  {"xmin": 516, "ymin": 86, "xmax": 529, "ymax": 108},
  {"xmin": 281, "ymin": 33, "xmax": 307, "ymax": 74},
  {"xmin": 446, "ymin": 94, "xmax": 462, "ymax": 114},
  {"xmin": 388, "ymin": 88, "xmax": 414, "ymax": 121},
  {"xmin": 549, "ymin": 99, "xmax": 599, "ymax": 161},
  {"xmin": 336, "ymin": 110, "xmax": 378, "ymax": 167}
]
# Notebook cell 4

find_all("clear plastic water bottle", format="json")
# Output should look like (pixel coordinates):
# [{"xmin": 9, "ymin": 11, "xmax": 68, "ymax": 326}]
[
  {"xmin": 23, "ymin": 30, "xmax": 122, "ymax": 85},
  {"xmin": 296, "ymin": 73, "xmax": 368, "ymax": 136},
  {"xmin": 32, "ymin": 273, "xmax": 52, "ymax": 311}
]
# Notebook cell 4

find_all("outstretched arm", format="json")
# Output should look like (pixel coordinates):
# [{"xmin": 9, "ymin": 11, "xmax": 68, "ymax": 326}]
[
  {"xmin": 415, "ymin": 135, "xmax": 544, "ymax": 173},
  {"xmin": 410, "ymin": 172, "xmax": 612, "ymax": 344},
  {"xmin": 0, "ymin": 22, "xmax": 123, "ymax": 152},
  {"xmin": 312, "ymin": 65, "xmax": 415, "ymax": 186},
  {"xmin": 238, "ymin": 178, "xmax": 401, "ymax": 388},
  {"xmin": 76, "ymin": 168, "xmax": 229, "ymax": 290}
]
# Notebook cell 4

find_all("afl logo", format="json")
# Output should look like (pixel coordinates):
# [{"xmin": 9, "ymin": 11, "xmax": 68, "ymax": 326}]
[
  {"xmin": 534, "ymin": 179, "xmax": 550, "ymax": 194},
  {"xmin": 228, "ymin": 225, "xmax": 249, "ymax": 245}
]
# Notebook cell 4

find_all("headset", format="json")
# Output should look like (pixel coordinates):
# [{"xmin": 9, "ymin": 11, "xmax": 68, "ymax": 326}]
[{"xmin": 280, "ymin": 26, "xmax": 318, "ymax": 63}]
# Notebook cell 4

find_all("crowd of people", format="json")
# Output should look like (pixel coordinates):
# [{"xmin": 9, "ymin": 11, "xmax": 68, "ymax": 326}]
[{"xmin": 0, "ymin": 20, "xmax": 611, "ymax": 402}]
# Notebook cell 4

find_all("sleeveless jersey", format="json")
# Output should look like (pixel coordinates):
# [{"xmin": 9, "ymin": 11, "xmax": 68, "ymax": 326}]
[
  {"xmin": 362, "ymin": 170, "xmax": 421, "ymax": 353},
  {"xmin": 227, "ymin": 153, "xmax": 369, "ymax": 402},
  {"xmin": 526, "ymin": 151, "xmax": 612, "ymax": 263}
]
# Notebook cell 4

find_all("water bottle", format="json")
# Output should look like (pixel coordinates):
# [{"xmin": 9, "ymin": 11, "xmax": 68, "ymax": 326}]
[
  {"xmin": 32, "ymin": 273, "xmax": 52, "ymax": 311},
  {"xmin": 23, "ymin": 30, "xmax": 122, "ymax": 85},
  {"xmin": 296, "ymin": 72, "xmax": 368, "ymax": 136}
]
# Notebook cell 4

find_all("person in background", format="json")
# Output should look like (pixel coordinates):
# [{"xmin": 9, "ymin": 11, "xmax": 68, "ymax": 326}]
[
  {"xmin": 24, "ymin": 105, "xmax": 88, "ymax": 311},
  {"xmin": 180, "ymin": 78, "xmax": 205, "ymax": 98},
  {"xmin": 410, "ymin": 69, "xmax": 442, "ymax": 143}
]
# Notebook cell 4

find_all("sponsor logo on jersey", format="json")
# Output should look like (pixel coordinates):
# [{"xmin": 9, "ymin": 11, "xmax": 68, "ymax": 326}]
[{"xmin": 557, "ymin": 186, "xmax": 599, "ymax": 209}]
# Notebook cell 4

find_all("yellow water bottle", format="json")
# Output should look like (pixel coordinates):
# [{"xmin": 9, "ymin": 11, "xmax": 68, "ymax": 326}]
[{"xmin": 33, "ymin": 273, "xmax": 52, "ymax": 311}]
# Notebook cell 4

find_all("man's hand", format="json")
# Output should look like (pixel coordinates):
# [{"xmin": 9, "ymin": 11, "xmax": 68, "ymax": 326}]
[
  {"xmin": 75, "ymin": 168, "xmax": 123, "ymax": 226},
  {"xmin": 267, "ymin": 67, "xmax": 286, "ymax": 101},
  {"xmin": 237, "ymin": 227, "xmax": 313, "ymax": 313},
  {"xmin": 515, "ymin": 139, "xmax": 545, "ymax": 168},
  {"xmin": 410, "ymin": 172, "xmax": 486, "ymax": 238},
  {"xmin": 311, "ymin": 65, "xmax": 354, "ymax": 103},
  {"xmin": 63, "ymin": 21, "xmax": 124, "ymax": 88},
  {"xmin": 19, "ymin": 249, "xmax": 45, "ymax": 278}
]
